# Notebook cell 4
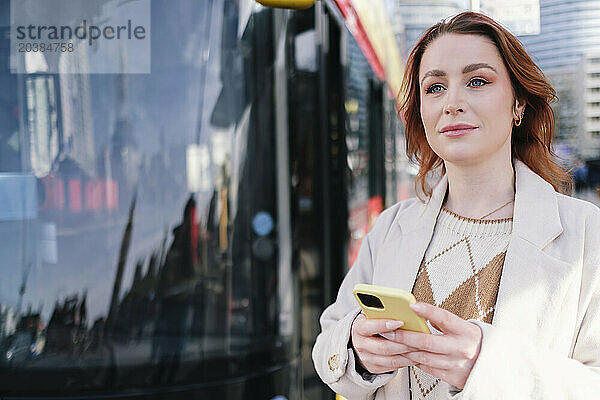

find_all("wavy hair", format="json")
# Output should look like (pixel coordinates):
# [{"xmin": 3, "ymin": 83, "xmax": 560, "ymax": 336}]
[{"xmin": 397, "ymin": 11, "xmax": 573, "ymax": 201}]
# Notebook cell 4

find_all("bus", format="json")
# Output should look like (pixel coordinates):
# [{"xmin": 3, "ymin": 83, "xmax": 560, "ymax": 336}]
[{"xmin": 0, "ymin": 1, "xmax": 408, "ymax": 398}]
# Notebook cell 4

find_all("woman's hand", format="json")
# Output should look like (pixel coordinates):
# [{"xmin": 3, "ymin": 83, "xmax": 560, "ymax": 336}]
[
  {"xmin": 350, "ymin": 312, "xmax": 420, "ymax": 374},
  {"xmin": 383, "ymin": 302, "xmax": 483, "ymax": 390}
]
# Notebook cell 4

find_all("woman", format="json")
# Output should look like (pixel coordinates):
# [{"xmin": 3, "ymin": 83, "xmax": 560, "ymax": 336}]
[{"xmin": 312, "ymin": 11, "xmax": 600, "ymax": 400}]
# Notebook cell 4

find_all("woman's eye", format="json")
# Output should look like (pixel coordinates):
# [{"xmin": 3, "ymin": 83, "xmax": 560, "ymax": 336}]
[
  {"xmin": 469, "ymin": 78, "xmax": 490, "ymax": 87},
  {"xmin": 425, "ymin": 84, "xmax": 444, "ymax": 94}
]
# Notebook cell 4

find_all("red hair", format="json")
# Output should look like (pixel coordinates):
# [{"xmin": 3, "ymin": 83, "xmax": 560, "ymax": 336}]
[{"xmin": 398, "ymin": 11, "xmax": 573, "ymax": 201}]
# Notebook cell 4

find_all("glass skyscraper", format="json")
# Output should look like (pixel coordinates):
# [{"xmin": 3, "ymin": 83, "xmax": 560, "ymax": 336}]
[{"xmin": 519, "ymin": 0, "xmax": 600, "ymax": 160}]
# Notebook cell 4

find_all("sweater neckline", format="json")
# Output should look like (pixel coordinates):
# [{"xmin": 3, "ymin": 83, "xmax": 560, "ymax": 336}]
[
  {"xmin": 441, "ymin": 206, "xmax": 513, "ymax": 223},
  {"xmin": 438, "ymin": 206, "xmax": 513, "ymax": 237}
]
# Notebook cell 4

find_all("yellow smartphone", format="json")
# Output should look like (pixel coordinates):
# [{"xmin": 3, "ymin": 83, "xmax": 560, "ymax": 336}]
[{"xmin": 353, "ymin": 283, "xmax": 431, "ymax": 334}]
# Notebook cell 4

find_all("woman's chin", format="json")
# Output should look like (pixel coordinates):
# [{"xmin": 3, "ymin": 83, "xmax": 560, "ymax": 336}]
[{"xmin": 436, "ymin": 149, "xmax": 481, "ymax": 165}]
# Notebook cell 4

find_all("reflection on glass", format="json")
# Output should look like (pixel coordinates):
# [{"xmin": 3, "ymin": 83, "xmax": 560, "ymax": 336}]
[{"xmin": 0, "ymin": 0, "xmax": 294, "ymax": 393}]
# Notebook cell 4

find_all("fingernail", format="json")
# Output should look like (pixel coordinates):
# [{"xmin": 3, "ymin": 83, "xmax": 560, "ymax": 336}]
[
  {"xmin": 380, "ymin": 332, "xmax": 394, "ymax": 340},
  {"xmin": 410, "ymin": 303, "xmax": 424, "ymax": 312},
  {"xmin": 385, "ymin": 320, "xmax": 404, "ymax": 330}
]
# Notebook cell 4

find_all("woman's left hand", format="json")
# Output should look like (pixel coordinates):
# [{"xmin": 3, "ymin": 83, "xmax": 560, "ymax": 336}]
[{"xmin": 380, "ymin": 302, "xmax": 483, "ymax": 390}]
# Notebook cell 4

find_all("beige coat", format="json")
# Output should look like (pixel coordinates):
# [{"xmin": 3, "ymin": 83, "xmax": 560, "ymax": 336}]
[{"xmin": 312, "ymin": 159, "xmax": 600, "ymax": 399}]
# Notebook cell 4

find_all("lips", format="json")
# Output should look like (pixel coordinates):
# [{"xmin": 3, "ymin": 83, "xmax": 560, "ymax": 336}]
[{"xmin": 440, "ymin": 124, "xmax": 477, "ymax": 137}]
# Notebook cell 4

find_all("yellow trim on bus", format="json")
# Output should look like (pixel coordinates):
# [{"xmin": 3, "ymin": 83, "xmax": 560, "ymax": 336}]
[{"xmin": 256, "ymin": 0, "xmax": 315, "ymax": 10}]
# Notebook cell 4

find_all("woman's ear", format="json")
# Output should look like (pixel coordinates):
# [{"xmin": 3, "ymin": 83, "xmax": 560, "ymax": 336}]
[{"xmin": 514, "ymin": 98, "xmax": 526, "ymax": 119}]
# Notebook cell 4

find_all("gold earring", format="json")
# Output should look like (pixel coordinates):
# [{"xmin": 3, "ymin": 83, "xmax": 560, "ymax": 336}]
[{"xmin": 514, "ymin": 110, "xmax": 524, "ymax": 127}]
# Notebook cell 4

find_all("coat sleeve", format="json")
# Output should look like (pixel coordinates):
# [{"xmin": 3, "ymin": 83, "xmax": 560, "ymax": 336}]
[
  {"xmin": 311, "ymin": 230, "xmax": 398, "ymax": 400},
  {"xmin": 455, "ymin": 262, "xmax": 600, "ymax": 399}
]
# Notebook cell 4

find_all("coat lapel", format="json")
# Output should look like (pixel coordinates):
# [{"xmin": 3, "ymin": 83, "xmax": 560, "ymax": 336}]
[
  {"xmin": 379, "ymin": 159, "xmax": 575, "ymax": 342},
  {"xmin": 492, "ymin": 160, "xmax": 575, "ymax": 341},
  {"xmin": 374, "ymin": 172, "xmax": 448, "ymax": 291}
]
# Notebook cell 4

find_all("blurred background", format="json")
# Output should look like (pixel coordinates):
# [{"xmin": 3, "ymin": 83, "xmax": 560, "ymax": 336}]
[{"xmin": 0, "ymin": 0, "xmax": 598, "ymax": 399}]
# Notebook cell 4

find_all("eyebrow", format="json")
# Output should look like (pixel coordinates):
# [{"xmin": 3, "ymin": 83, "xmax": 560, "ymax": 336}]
[{"xmin": 420, "ymin": 63, "xmax": 498, "ymax": 86}]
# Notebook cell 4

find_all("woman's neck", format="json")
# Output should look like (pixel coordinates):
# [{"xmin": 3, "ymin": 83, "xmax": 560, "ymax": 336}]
[{"xmin": 442, "ymin": 157, "xmax": 515, "ymax": 220}]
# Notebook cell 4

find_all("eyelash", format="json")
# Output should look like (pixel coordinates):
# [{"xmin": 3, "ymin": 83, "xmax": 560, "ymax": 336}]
[{"xmin": 425, "ymin": 78, "xmax": 491, "ymax": 94}]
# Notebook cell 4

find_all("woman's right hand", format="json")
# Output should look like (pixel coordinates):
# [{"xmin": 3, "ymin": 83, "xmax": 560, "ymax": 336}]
[{"xmin": 350, "ymin": 312, "xmax": 420, "ymax": 374}]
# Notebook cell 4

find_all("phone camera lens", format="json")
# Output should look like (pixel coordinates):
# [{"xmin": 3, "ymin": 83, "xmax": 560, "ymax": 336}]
[{"xmin": 357, "ymin": 293, "xmax": 384, "ymax": 309}]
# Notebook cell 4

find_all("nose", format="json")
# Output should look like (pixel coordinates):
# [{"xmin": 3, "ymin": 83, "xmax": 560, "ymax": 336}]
[
  {"xmin": 443, "ymin": 87, "xmax": 465, "ymax": 115},
  {"xmin": 444, "ymin": 103, "xmax": 464, "ymax": 114}
]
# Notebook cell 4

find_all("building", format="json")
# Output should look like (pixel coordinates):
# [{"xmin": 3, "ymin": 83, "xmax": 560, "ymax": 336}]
[
  {"xmin": 518, "ymin": 0, "xmax": 600, "ymax": 161},
  {"xmin": 394, "ymin": 0, "xmax": 462, "ymax": 58},
  {"xmin": 580, "ymin": 54, "xmax": 600, "ymax": 159}
]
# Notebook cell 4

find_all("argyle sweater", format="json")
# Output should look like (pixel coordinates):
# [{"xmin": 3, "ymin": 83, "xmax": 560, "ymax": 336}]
[{"xmin": 408, "ymin": 206, "xmax": 513, "ymax": 399}]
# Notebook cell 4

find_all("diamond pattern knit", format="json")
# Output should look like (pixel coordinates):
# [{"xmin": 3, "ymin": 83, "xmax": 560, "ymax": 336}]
[{"xmin": 408, "ymin": 206, "xmax": 513, "ymax": 399}]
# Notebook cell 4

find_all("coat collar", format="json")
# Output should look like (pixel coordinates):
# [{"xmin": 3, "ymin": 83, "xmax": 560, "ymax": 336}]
[
  {"xmin": 395, "ymin": 158, "xmax": 563, "ymax": 249},
  {"xmin": 376, "ymin": 158, "xmax": 572, "ymax": 342}
]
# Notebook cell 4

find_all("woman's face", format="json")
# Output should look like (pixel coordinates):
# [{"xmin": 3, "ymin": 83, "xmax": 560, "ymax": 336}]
[{"xmin": 418, "ymin": 33, "xmax": 524, "ymax": 166}]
